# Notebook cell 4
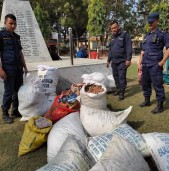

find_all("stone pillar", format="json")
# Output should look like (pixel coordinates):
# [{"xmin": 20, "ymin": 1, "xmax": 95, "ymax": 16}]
[{"xmin": 0, "ymin": 0, "xmax": 51, "ymax": 63}]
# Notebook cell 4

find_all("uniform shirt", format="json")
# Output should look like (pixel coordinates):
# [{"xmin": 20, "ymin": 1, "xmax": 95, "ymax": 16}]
[
  {"xmin": 108, "ymin": 30, "xmax": 132, "ymax": 63},
  {"xmin": 0, "ymin": 28, "xmax": 22, "ymax": 70},
  {"xmin": 142, "ymin": 28, "xmax": 169, "ymax": 66}
]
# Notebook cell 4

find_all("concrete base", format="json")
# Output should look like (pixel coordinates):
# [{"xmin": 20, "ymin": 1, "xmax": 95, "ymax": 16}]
[{"xmin": 0, "ymin": 57, "xmax": 112, "ymax": 105}]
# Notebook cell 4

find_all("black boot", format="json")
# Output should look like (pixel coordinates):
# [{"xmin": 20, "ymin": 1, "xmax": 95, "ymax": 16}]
[
  {"xmin": 2, "ymin": 110, "xmax": 13, "ymax": 124},
  {"xmin": 119, "ymin": 90, "xmax": 125, "ymax": 101},
  {"xmin": 151, "ymin": 101, "xmax": 164, "ymax": 114},
  {"xmin": 139, "ymin": 97, "xmax": 151, "ymax": 107},
  {"xmin": 11, "ymin": 108, "xmax": 21, "ymax": 118}
]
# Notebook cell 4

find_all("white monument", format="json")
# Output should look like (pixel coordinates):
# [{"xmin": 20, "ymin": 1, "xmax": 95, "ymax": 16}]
[{"xmin": 0, "ymin": 0, "xmax": 51, "ymax": 63}]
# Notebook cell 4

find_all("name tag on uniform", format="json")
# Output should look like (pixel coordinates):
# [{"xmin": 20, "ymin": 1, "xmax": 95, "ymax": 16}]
[
  {"xmin": 3, "ymin": 38, "xmax": 11, "ymax": 40},
  {"xmin": 118, "ymin": 38, "xmax": 123, "ymax": 40}
]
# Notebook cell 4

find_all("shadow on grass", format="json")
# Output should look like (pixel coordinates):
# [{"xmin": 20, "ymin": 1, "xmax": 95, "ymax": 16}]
[
  {"xmin": 127, "ymin": 78, "xmax": 136, "ymax": 83},
  {"xmin": 164, "ymin": 91, "xmax": 169, "ymax": 110},
  {"xmin": 127, "ymin": 121, "xmax": 145, "ymax": 130},
  {"xmin": 125, "ymin": 84, "xmax": 141, "ymax": 98},
  {"xmin": 107, "ymin": 104, "xmax": 124, "ymax": 111},
  {"xmin": 137, "ymin": 85, "xmax": 169, "ymax": 109}
]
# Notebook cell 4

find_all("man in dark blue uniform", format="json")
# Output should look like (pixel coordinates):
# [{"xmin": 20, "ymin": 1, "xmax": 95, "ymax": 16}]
[
  {"xmin": 138, "ymin": 12, "xmax": 169, "ymax": 114},
  {"xmin": 0, "ymin": 14, "xmax": 28, "ymax": 124},
  {"xmin": 107, "ymin": 20, "xmax": 132, "ymax": 100}
]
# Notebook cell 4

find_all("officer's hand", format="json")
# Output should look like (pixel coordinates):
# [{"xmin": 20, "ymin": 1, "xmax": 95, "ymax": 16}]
[
  {"xmin": 24, "ymin": 68, "xmax": 29, "ymax": 75},
  {"xmin": 106, "ymin": 62, "xmax": 110, "ymax": 68},
  {"xmin": 138, "ymin": 63, "xmax": 142, "ymax": 72},
  {"xmin": 125, "ymin": 61, "xmax": 131, "ymax": 68},
  {"xmin": 0, "ymin": 69, "xmax": 7, "ymax": 80},
  {"xmin": 158, "ymin": 61, "xmax": 164, "ymax": 67}
]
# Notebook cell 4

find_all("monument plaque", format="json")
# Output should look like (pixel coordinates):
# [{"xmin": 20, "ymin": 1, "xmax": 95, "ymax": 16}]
[{"xmin": 0, "ymin": 0, "xmax": 52, "ymax": 63}]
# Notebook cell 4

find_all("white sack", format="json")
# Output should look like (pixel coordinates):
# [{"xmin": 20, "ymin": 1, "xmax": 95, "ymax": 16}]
[
  {"xmin": 80, "ymin": 105, "xmax": 132, "ymax": 136},
  {"xmin": 89, "ymin": 135, "xmax": 150, "ymax": 171},
  {"xmin": 38, "ymin": 65, "xmax": 59, "ymax": 96},
  {"xmin": 143, "ymin": 132, "xmax": 169, "ymax": 171},
  {"xmin": 106, "ymin": 75, "xmax": 116, "ymax": 91},
  {"xmin": 19, "ymin": 95, "xmax": 55, "ymax": 121},
  {"xmin": 47, "ymin": 112, "xmax": 86, "ymax": 162},
  {"xmin": 37, "ymin": 136, "xmax": 95, "ymax": 171},
  {"xmin": 80, "ymin": 83, "xmax": 107, "ymax": 110},
  {"xmin": 18, "ymin": 79, "xmax": 55, "ymax": 121},
  {"xmin": 81, "ymin": 72, "xmax": 107, "ymax": 86},
  {"xmin": 87, "ymin": 124, "xmax": 150, "ymax": 161},
  {"xmin": 19, "ymin": 73, "xmax": 55, "ymax": 121}
]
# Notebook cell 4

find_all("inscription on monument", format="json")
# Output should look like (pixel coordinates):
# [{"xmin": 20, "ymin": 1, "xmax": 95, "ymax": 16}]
[
  {"xmin": 1, "ymin": 0, "xmax": 51, "ymax": 62},
  {"xmin": 6, "ymin": 8, "xmax": 39, "ymax": 59}
]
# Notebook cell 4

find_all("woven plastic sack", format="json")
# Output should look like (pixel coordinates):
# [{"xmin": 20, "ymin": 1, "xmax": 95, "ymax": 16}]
[
  {"xmin": 87, "ymin": 124, "xmax": 150, "ymax": 162},
  {"xmin": 45, "ymin": 95, "xmax": 80, "ymax": 123},
  {"xmin": 38, "ymin": 65, "xmax": 59, "ymax": 96},
  {"xmin": 89, "ymin": 135, "xmax": 150, "ymax": 171},
  {"xmin": 81, "ymin": 72, "xmax": 107, "ymax": 86},
  {"xmin": 37, "ymin": 135, "xmax": 95, "ymax": 171},
  {"xmin": 143, "ymin": 133, "xmax": 169, "ymax": 171},
  {"xmin": 80, "ymin": 83, "xmax": 107, "ymax": 110},
  {"xmin": 18, "ymin": 116, "xmax": 52, "ymax": 156},
  {"xmin": 80, "ymin": 105, "xmax": 132, "ymax": 136},
  {"xmin": 47, "ymin": 112, "xmax": 86, "ymax": 162}
]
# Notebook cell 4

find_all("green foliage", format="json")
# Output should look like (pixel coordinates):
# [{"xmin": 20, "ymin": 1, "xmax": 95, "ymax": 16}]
[
  {"xmin": 33, "ymin": 3, "xmax": 51, "ymax": 39},
  {"xmin": 99, "ymin": 0, "xmax": 138, "ymax": 36},
  {"xmin": 87, "ymin": 0, "xmax": 106, "ymax": 36},
  {"xmin": 50, "ymin": 0, "xmax": 88, "ymax": 38},
  {"xmin": 151, "ymin": 2, "xmax": 169, "ymax": 31},
  {"xmin": 144, "ymin": 1, "xmax": 169, "ymax": 32}
]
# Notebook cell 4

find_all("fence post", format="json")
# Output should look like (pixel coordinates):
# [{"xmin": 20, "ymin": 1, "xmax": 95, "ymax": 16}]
[{"xmin": 68, "ymin": 27, "xmax": 74, "ymax": 65}]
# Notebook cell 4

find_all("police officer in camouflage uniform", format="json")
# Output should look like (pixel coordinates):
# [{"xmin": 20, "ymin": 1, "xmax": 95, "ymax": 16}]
[
  {"xmin": 138, "ymin": 12, "xmax": 169, "ymax": 114},
  {"xmin": 0, "ymin": 14, "xmax": 28, "ymax": 124},
  {"xmin": 107, "ymin": 20, "xmax": 132, "ymax": 100}
]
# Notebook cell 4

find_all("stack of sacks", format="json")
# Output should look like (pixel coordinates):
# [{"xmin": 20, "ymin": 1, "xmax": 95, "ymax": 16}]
[
  {"xmin": 18, "ymin": 65, "xmax": 59, "ymax": 121},
  {"xmin": 42, "ymin": 99, "xmax": 154, "ymax": 170}
]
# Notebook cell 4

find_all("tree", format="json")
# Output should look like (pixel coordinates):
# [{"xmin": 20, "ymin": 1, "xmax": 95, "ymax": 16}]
[
  {"xmin": 33, "ymin": 2, "xmax": 51, "ymax": 39},
  {"xmin": 137, "ymin": 0, "xmax": 164, "ymax": 33},
  {"xmin": 87, "ymin": 0, "xmax": 139, "ymax": 51},
  {"xmin": 49, "ymin": 0, "xmax": 88, "ymax": 40},
  {"xmin": 137, "ymin": 0, "xmax": 169, "ymax": 32},
  {"xmin": 149, "ymin": 1, "xmax": 169, "ymax": 32},
  {"xmin": 87, "ymin": 0, "xmax": 106, "ymax": 36}
]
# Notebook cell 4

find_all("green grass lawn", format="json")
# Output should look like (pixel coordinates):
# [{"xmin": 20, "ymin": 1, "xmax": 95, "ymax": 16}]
[{"xmin": 0, "ymin": 63, "xmax": 169, "ymax": 171}]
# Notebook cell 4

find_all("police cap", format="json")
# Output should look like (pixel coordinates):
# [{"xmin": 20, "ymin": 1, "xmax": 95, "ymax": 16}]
[{"xmin": 147, "ymin": 12, "xmax": 159, "ymax": 23}]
